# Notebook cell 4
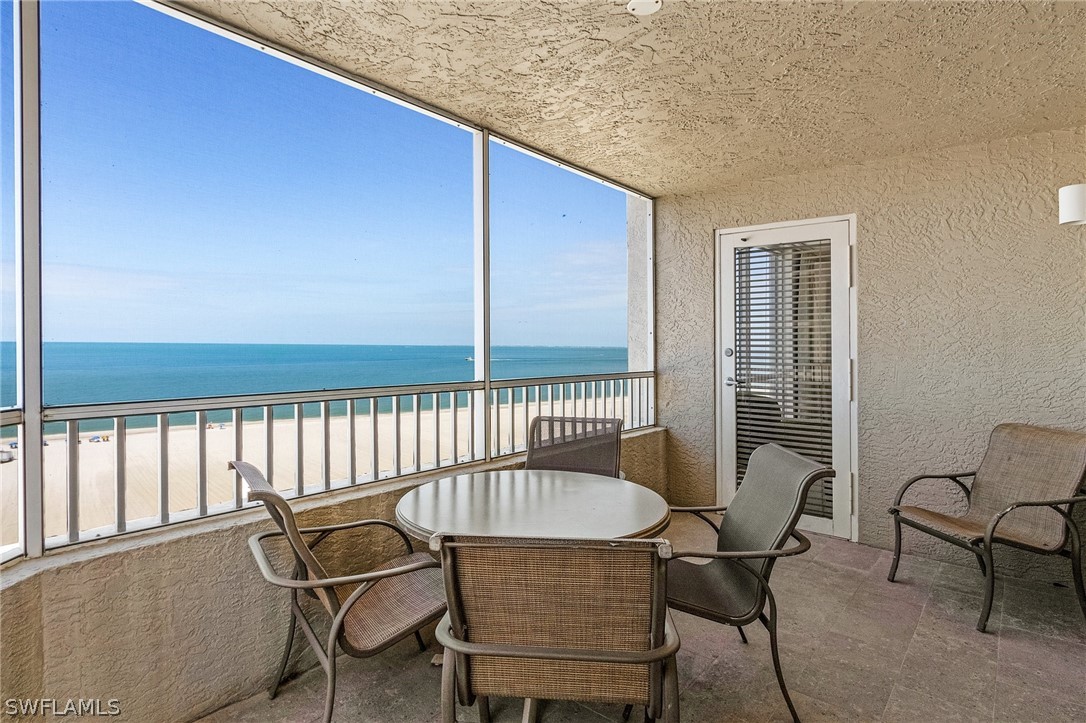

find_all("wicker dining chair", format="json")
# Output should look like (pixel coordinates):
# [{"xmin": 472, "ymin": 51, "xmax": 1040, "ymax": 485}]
[
  {"xmin": 432, "ymin": 534, "xmax": 680, "ymax": 723},
  {"xmin": 667, "ymin": 444, "xmax": 834, "ymax": 723},
  {"xmin": 888, "ymin": 423, "xmax": 1086, "ymax": 632},
  {"xmin": 524, "ymin": 415, "xmax": 623, "ymax": 478},
  {"xmin": 232, "ymin": 461, "xmax": 447, "ymax": 723}
]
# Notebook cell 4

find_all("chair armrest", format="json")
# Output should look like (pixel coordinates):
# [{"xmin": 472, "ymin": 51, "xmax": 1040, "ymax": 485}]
[
  {"xmin": 299, "ymin": 518, "xmax": 415, "ymax": 555},
  {"xmin": 890, "ymin": 472, "xmax": 977, "ymax": 510},
  {"xmin": 248, "ymin": 530, "xmax": 438, "ymax": 590},
  {"xmin": 984, "ymin": 494, "xmax": 1086, "ymax": 545},
  {"xmin": 671, "ymin": 529, "xmax": 811, "ymax": 562},
  {"xmin": 670, "ymin": 505, "xmax": 727, "ymax": 534},
  {"xmin": 434, "ymin": 610, "xmax": 680, "ymax": 665},
  {"xmin": 997, "ymin": 494, "xmax": 1086, "ymax": 509}
]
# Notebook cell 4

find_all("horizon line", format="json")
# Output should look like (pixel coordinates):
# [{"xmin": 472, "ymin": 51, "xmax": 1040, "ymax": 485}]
[{"xmin": 8, "ymin": 341, "xmax": 628, "ymax": 349}]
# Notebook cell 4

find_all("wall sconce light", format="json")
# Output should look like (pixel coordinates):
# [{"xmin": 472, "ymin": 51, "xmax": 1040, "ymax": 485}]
[
  {"xmin": 627, "ymin": 0, "xmax": 662, "ymax": 16},
  {"xmin": 1059, "ymin": 184, "xmax": 1086, "ymax": 225}
]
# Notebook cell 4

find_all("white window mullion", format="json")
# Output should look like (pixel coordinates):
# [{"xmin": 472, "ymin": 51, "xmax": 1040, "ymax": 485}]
[
  {"xmin": 16, "ymin": 0, "xmax": 44, "ymax": 559},
  {"xmin": 473, "ymin": 129, "xmax": 491, "ymax": 461}
]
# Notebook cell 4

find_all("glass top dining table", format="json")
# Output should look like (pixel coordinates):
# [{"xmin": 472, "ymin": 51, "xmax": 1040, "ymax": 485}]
[{"xmin": 395, "ymin": 469, "xmax": 671, "ymax": 541}]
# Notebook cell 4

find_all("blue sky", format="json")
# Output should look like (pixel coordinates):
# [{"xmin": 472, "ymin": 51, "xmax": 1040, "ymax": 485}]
[{"xmin": 1, "ymin": 0, "xmax": 630, "ymax": 348}]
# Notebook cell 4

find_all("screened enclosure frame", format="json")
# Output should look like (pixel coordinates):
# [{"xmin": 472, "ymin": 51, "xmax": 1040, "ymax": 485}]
[{"xmin": 3, "ymin": 0, "xmax": 656, "ymax": 562}]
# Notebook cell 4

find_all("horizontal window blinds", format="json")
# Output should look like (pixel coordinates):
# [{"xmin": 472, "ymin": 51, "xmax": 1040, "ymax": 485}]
[{"xmin": 735, "ymin": 240, "xmax": 833, "ymax": 518}]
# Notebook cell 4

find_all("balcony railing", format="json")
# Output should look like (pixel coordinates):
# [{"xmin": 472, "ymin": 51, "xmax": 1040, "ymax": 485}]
[
  {"xmin": 0, "ymin": 371, "xmax": 654, "ymax": 551},
  {"xmin": 489, "ymin": 374, "xmax": 655, "ymax": 457}
]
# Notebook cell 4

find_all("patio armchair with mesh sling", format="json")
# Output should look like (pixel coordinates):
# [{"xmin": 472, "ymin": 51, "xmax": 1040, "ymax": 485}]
[
  {"xmin": 665, "ymin": 443, "xmax": 835, "ymax": 723},
  {"xmin": 888, "ymin": 423, "xmax": 1086, "ymax": 632},
  {"xmin": 432, "ymin": 534, "xmax": 680, "ymax": 723},
  {"xmin": 233, "ymin": 461, "xmax": 447, "ymax": 723},
  {"xmin": 524, "ymin": 415, "xmax": 623, "ymax": 478}
]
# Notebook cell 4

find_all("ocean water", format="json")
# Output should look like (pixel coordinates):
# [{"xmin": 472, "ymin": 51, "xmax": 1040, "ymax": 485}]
[{"xmin": 0, "ymin": 341, "xmax": 627, "ymax": 412}]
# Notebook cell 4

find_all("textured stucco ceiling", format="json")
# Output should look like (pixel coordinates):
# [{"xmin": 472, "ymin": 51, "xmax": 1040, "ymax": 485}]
[{"xmin": 176, "ymin": 0, "xmax": 1086, "ymax": 196}]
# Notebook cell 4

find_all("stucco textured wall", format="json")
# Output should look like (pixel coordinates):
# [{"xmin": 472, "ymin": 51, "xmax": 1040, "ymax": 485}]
[
  {"xmin": 0, "ymin": 573, "xmax": 42, "ymax": 705},
  {"xmin": 0, "ymin": 429, "xmax": 666, "ymax": 722},
  {"xmin": 655, "ymin": 126, "xmax": 1086, "ymax": 577}
]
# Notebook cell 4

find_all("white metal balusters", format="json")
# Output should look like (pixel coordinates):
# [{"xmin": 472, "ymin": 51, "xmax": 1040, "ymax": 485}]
[{"xmin": 36, "ymin": 373, "xmax": 651, "ymax": 549}]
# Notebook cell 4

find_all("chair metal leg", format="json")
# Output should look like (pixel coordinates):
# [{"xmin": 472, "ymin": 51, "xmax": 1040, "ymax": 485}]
[
  {"xmin": 322, "ymin": 648, "xmax": 337, "ymax": 723},
  {"xmin": 1065, "ymin": 517, "xmax": 1086, "ymax": 624},
  {"xmin": 761, "ymin": 606, "xmax": 800, "ymax": 723},
  {"xmin": 477, "ymin": 696, "xmax": 491, "ymax": 723},
  {"xmin": 974, "ymin": 552, "xmax": 987, "ymax": 577},
  {"xmin": 414, "ymin": 630, "xmax": 427, "ymax": 652},
  {"xmin": 441, "ymin": 648, "xmax": 456, "ymax": 723},
  {"xmin": 976, "ymin": 542, "xmax": 997, "ymax": 633},
  {"xmin": 622, "ymin": 704, "xmax": 634, "ymax": 720},
  {"xmin": 663, "ymin": 656, "xmax": 680, "ymax": 723},
  {"xmin": 887, "ymin": 516, "xmax": 902, "ymax": 582},
  {"xmin": 521, "ymin": 698, "xmax": 540, "ymax": 723},
  {"xmin": 320, "ymin": 609, "xmax": 353, "ymax": 723},
  {"xmin": 737, "ymin": 626, "xmax": 748, "ymax": 644},
  {"xmin": 269, "ymin": 597, "xmax": 298, "ymax": 699}
]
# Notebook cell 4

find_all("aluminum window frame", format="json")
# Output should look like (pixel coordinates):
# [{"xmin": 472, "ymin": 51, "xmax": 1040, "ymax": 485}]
[{"xmin": 5, "ymin": 0, "xmax": 656, "ymax": 561}]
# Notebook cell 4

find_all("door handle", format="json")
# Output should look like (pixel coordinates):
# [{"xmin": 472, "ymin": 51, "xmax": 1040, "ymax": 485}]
[{"xmin": 725, "ymin": 377, "xmax": 742, "ymax": 387}]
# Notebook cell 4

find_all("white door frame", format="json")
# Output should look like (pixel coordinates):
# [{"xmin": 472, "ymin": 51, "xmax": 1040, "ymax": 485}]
[{"xmin": 715, "ymin": 214, "xmax": 859, "ymax": 540}]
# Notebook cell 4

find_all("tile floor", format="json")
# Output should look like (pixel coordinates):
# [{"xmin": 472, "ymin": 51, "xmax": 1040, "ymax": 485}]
[{"xmin": 201, "ymin": 514, "xmax": 1086, "ymax": 722}]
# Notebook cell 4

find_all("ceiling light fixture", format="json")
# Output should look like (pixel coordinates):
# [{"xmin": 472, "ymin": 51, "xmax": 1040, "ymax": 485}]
[
  {"xmin": 1058, "ymin": 183, "xmax": 1086, "ymax": 225},
  {"xmin": 627, "ymin": 0, "xmax": 662, "ymax": 17}
]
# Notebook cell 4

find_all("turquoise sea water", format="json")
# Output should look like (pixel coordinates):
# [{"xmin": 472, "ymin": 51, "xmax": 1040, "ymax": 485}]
[{"xmin": 0, "ymin": 342, "xmax": 627, "ymax": 422}]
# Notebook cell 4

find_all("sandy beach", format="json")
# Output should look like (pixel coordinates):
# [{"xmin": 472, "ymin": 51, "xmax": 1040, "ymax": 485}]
[{"xmin": 1, "ymin": 395, "xmax": 629, "ymax": 545}]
